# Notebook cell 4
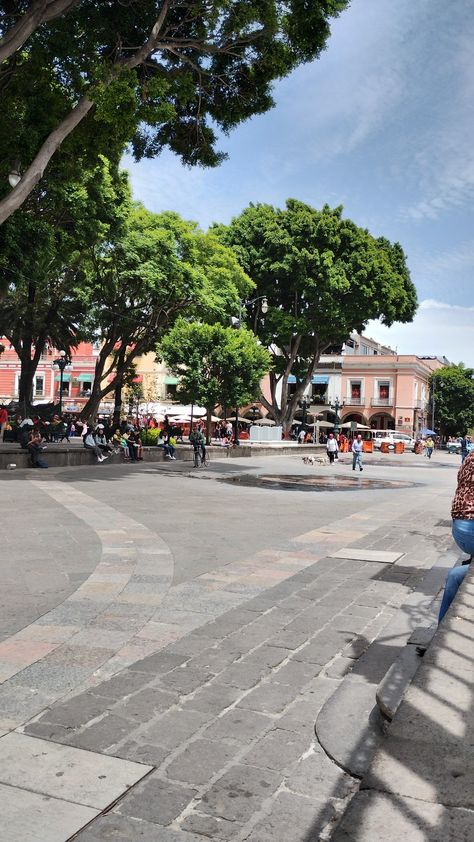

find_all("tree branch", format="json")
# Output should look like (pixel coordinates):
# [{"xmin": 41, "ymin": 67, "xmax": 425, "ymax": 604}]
[{"xmin": 0, "ymin": 0, "xmax": 80, "ymax": 64}]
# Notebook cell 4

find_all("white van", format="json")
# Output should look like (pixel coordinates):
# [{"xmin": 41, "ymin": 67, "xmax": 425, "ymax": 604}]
[{"xmin": 369, "ymin": 429, "xmax": 416, "ymax": 452}]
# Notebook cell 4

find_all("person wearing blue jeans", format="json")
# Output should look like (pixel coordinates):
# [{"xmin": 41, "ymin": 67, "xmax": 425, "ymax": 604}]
[{"xmin": 438, "ymin": 455, "xmax": 474, "ymax": 623}]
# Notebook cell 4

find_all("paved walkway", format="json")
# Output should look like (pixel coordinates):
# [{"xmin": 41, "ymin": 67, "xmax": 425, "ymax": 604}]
[{"xmin": 0, "ymin": 453, "xmax": 459, "ymax": 840}]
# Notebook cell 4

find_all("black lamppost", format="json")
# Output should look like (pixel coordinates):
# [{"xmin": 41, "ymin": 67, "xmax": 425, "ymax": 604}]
[
  {"xmin": 53, "ymin": 350, "xmax": 70, "ymax": 416},
  {"xmin": 299, "ymin": 395, "xmax": 309, "ymax": 427},
  {"xmin": 230, "ymin": 296, "xmax": 268, "ymax": 446},
  {"xmin": 331, "ymin": 397, "xmax": 344, "ymax": 435}
]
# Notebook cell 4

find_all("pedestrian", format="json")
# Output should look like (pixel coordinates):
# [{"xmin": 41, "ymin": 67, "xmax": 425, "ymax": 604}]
[
  {"xmin": 352, "ymin": 434, "xmax": 364, "ymax": 472},
  {"xmin": 425, "ymin": 435, "xmax": 434, "ymax": 459},
  {"xmin": 0, "ymin": 404, "xmax": 8, "ymax": 441},
  {"xmin": 326, "ymin": 432, "xmax": 338, "ymax": 464},
  {"xmin": 438, "ymin": 451, "xmax": 474, "ymax": 622},
  {"xmin": 460, "ymin": 434, "xmax": 470, "ymax": 464},
  {"xmin": 158, "ymin": 431, "xmax": 176, "ymax": 459},
  {"xmin": 298, "ymin": 428, "xmax": 306, "ymax": 445},
  {"xmin": 27, "ymin": 432, "xmax": 48, "ymax": 468}
]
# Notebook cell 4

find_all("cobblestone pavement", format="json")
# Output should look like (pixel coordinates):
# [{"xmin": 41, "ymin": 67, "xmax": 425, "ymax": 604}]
[{"xmin": 0, "ymin": 453, "xmax": 458, "ymax": 840}]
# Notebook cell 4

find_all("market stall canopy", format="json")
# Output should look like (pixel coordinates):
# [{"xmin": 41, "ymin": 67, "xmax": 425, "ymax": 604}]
[
  {"xmin": 254, "ymin": 417, "xmax": 276, "ymax": 426},
  {"xmin": 340, "ymin": 422, "xmax": 371, "ymax": 430}
]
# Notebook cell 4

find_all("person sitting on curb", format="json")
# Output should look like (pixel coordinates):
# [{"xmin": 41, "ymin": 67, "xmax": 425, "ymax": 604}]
[
  {"xmin": 95, "ymin": 424, "xmax": 114, "ymax": 456},
  {"xmin": 437, "ymin": 450, "xmax": 474, "ymax": 623},
  {"xmin": 352, "ymin": 434, "xmax": 364, "ymax": 472},
  {"xmin": 157, "ymin": 431, "xmax": 176, "ymax": 459},
  {"xmin": 27, "ymin": 431, "xmax": 48, "ymax": 469},
  {"xmin": 326, "ymin": 432, "xmax": 338, "ymax": 464},
  {"xmin": 83, "ymin": 428, "xmax": 108, "ymax": 463}
]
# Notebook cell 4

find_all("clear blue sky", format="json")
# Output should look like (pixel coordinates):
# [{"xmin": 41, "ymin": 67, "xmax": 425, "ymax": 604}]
[{"xmin": 125, "ymin": 0, "xmax": 474, "ymax": 365}]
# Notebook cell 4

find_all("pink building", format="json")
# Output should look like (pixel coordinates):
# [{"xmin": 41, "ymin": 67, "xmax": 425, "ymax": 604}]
[
  {"xmin": 340, "ymin": 355, "xmax": 443, "ymax": 433},
  {"xmin": 0, "ymin": 339, "xmax": 109, "ymax": 413}
]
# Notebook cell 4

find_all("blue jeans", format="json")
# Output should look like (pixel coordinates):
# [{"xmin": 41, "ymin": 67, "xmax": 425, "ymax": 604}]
[
  {"xmin": 352, "ymin": 451, "xmax": 362, "ymax": 470},
  {"xmin": 438, "ymin": 520, "xmax": 474, "ymax": 622}
]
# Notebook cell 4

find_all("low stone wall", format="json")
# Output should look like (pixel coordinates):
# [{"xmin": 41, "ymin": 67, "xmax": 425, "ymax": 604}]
[
  {"xmin": 332, "ymin": 565, "xmax": 474, "ymax": 840},
  {"xmin": 0, "ymin": 441, "xmax": 327, "ymax": 469}
]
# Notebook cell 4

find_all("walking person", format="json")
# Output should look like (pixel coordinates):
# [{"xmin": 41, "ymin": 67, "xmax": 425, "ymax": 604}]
[
  {"xmin": 460, "ymin": 434, "xmax": 471, "ymax": 464},
  {"xmin": 438, "ymin": 451, "xmax": 474, "ymax": 622},
  {"xmin": 352, "ymin": 434, "xmax": 364, "ymax": 472},
  {"xmin": 326, "ymin": 433, "xmax": 338, "ymax": 464},
  {"xmin": 425, "ymin": 435, "xmax": 434, "ymax": 459}
]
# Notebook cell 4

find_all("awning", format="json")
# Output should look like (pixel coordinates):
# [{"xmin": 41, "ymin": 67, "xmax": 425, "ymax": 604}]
[
  {"xmin": 164, "ymin": 376, "xmax": 179, "ymax": 385},
  {"xmin": 287, "ymin": 375, "xmax": 299, "ymax": 384},
  {"xmin": 76, "ymin": 373, "xmax": 93, "ymax": 382},
  {"xmin": 311, "ymin": 375, "xmax": 329, "ymax": 384},
  {"xmin": 54, "ymin": 373, "xmax": 71, "ymax": 382}
]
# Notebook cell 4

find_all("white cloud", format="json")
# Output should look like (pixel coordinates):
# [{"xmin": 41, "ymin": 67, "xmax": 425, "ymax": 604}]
[{"xmin": 365, "ymin": 300, "xmax": 474, "ymax": 365}]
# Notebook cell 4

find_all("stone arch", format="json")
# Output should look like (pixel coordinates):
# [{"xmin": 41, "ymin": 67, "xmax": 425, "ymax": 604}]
[{"xmin": 369, "ymin": 412, "xmax": 395, "ymax": 430}]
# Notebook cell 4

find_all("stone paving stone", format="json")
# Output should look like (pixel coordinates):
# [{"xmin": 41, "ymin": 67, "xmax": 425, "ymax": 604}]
[
  {"xmin": 89, "ymin": 670, "xmax": 152, "ymax": 699},
  {"xmin": 183, "ymin": 683, "xmax": 241, "ymax": 715},
  {"xmin": 114, "ymin": 687, "xmax": 178, "ymax": 722},
  {"xmin": 243, "ymin": 790, "xmax": 337, "ymax": 842},
  {"xmin": 64, "ymin": 714, "xmax": 133, "ymax": 752},
  {"xmin": 239, "ymin": 645, "xmax": 292, "ymax": 672},
  {"xmin": 179, "ymin": 811, "xmax": 239, "ymax": 840},
  {"xmin": 140, "ymin": 709, "xmax": 210, "ymax": 750},
  {"xmin": 272, "ymin": 658, "xmax": 322, "ymax": 687},
  {"xmin": 342, "ymin": 637, "xmax": 371, "ymax": 660},
  {"xmin": 324, "ymin": 657, "xmax": 355, "ymax": 679},
  {"xmin": 158, "ymin": 666, "xmax": 215, "ymax": 695},
  {"xmin": 269, "ymin": 628, "xmax": 310, "ymax": 650},
  {"xmin": 218, "ymin": 662, "xmax": 268, "ymax": 691},
  {"xmin": 199, "ymin": 763, "xmax": 281, "ymax": 822},
  {"xmin": 127, "ymin": 651, "xmax": 190, "ymax": 674},
  {"xmin": 20, "ymin": 720, "xmax": 74, "ymax": 742},
  {"xmin": 0, "ymin": 732, "xmax": 151, "ymax": 809},
  {"xmin": 75, "ymin": 813, "xmax": 204, "ymax": 841},
  {"xmin": 109, "ymin": 740, "xmax": 169, "ymax": 767},
  {"xmin": 293, "ymin": 629, "xmax": 355, "ymax": 665},
  {"xmin": 243, "ymin": 726, "xmax": 309, "ymax": 772},
  {"xmin": 0, "ymin": 684, "xmax": 54, "ymax": 728},
  {"xmin": 286, "ymin": 744, "xmax": 356, "ymax": 801},
  {"xmin": 165, "ymin": 636, "xmax": 219, "ymax": 657},
  {"xmin": 165, "ymin": 738, "xmax": 237, "ymax": 785},
  {"xmin": 332, "ymin": 614, "xmax": 371, "ymax": 635},
  {"xmin": 202, "ymin": 708, "xmax": 273, "ymax": 744},
  {"xmin": 114, "ymin": 773, "xmax": 197, "ymax": 825},
  {"xmin": 237, "ymin": 682, "xmax": 298, "ymax": 715},
  {"xmin": 0, "ymin": 782, "xmax": 99, "ymax": 842},
  {"xmin": 330, "ymin": 789, "xmax": 471, "ymax": 842},
  {"xmin": 186, "ymin": 647, "xmax": 242, "ymax": 674},
  {"xmin": 28, "ymin": 691, "xmax": 110, "ymax": 730}
]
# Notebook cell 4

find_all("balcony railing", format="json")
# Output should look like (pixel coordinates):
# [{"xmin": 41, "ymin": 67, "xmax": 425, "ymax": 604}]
[
  {"xmin": 311, "ymin": 394, "xmax": 328, "ymax": 405},
  {"xmin": 371, "ymin": 397, "xmax": 393, "ymax": 407},
  {"xmin": 345, "ymin": 397, "xmax": 363, "ymax": 405}
]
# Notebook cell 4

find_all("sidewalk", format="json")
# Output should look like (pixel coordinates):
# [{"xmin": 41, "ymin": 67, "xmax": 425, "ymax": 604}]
[{"xmin": 0, "ymin": 498, "xmax": 453, "ymax": 841}]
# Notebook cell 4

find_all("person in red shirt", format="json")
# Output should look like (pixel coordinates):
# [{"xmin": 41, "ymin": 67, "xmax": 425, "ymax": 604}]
[{"xmin": 0, "ymin": 405, "xmax": 8, "ymax": 442}]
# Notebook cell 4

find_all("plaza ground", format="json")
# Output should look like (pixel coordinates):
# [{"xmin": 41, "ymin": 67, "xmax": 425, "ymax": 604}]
[{"xmin": 0, "ymin": 449, "xmax": 462, "ymax": 841}]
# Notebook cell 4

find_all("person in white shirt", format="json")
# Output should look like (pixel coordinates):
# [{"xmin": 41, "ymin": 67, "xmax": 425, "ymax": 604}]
[{"xmin": 326, "ymin": 432, "xmax": 339, "ymax": 464}]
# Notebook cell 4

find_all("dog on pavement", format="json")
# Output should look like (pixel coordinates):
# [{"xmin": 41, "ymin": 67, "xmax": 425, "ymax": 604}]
[{"xmin": 302, "ymin": 456, "xmax": 315, "ymax": 465}]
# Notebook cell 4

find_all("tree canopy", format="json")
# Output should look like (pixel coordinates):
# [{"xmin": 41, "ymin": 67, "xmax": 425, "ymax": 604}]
[
  {"xmin": 215, "ymin": 199, "xmax": 418, "ymax": 431},
  {"xmin": 159, "ymin": 318, "xmax": 271, "ymax": 416},
  {"xmin": 77, "ymin": 203, "xmax": 253, "ymax": 420},
  {"xmin": 430, "ymin": 365, "xmax": 474, "ymax": 437},
  {"xmin": 0, "ymin": 0, "xmax": 349, "ymax": 223}
]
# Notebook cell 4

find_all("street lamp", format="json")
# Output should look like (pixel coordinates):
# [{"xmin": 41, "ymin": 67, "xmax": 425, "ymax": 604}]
[
  {"xmin": 230, "ymin": 296, "xmax": 268, "ymax": 445},
  {"xmin": 298, "ymin": 395, "xmax": 309, "ymax": 427},
  {"xmin": 8, "ymin": 161, "xmax": 21, "ymax": 188},
  {"xmin": 331, "ymin": 397, "xmax": 344, "ymax": 435},
  {"xmin": 53, "ymin": 350, "xmax": 70, "ymax": 416}
]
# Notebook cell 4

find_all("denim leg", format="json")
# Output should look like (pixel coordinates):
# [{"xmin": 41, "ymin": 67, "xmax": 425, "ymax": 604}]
[
  {"xmin": 439, "ymin": 565, "xmax": 469, "ymax": 623},
  {"xmin": 452, "ymin": 520, "xmax": 474, "ymax": 556}
]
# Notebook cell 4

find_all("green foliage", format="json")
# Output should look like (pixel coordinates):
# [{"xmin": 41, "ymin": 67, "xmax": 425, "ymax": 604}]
[
  {"xmin": 78, "ymin": 203, "xmax": 253, "ymax": 418},
  {"xmin": 215, "ymin": 200, "xmax": 417, "ymax": 428},
  {"xmin": 430, "ymin": 365, "xmax": 474, "ymax": 437},
  {"xmin": 0, "ymin": 1, "xmax": 350, "ymax": 202},
  {"xmin": 140, "ymin": 426, "xmax": 160, "ymax": 446},
  {"xmin": 159, "ymin": 318, "xmax": 271, "ymax": 410}
]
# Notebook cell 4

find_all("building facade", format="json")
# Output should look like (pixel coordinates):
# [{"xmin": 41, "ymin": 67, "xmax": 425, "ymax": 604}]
[{"xmin": 0, "ymin": 339, "xmax": 112, "ymax": 414}]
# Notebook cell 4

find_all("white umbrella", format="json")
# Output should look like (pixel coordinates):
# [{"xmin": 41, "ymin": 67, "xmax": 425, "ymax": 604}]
[
  {"xmin": 340, "ymin": 422, "xmax": 371, "ymax": 430},
  {"xmin": 225, "ymin": 416, "xmax": 252, "ymax": 424},
  {"xmin": 254, "ymin": 417, "xmax": 276, "ymax": 426}
]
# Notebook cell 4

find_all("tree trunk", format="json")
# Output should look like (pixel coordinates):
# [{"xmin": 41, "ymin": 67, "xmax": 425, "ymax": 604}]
[
  {"xmin": 112, "ymin": 346, "xmax": 127, "ymax": 427},
  {"xmin": 206, "ymin": 408, "xmax": 212, "ymax": 445},
  {"xmin": 0, "ymin": 0, "xmax": 80, "ymax": 64}
]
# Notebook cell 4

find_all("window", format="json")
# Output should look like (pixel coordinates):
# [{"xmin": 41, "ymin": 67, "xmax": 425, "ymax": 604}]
[
  {"xmin": 360, "ymin": 344, "xmax": 370, "ymax": 355},
  {"xmin": 378, "ymin": 382, "xmax": 390, "ymax": 400},
  {"xmin": 311, "ymin": 383, "xmax": 327, "ymax": 403},
  {"xmin": 34, "ymin": 375, "xmax": 44, "ymax": 396},
  {"xmin": 350, "ymin": 382, "xmax": 361, "ymax": 400},
  {"xmin": 81, "ymin": 381, "xmax": 92, "ymax": 396}
]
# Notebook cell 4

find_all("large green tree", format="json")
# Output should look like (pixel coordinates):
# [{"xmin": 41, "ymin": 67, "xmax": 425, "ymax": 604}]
[
  {"xmin": 159, "ymin": 318, "xmax": 271, "ymax": 440},
  {"xmin": 0, "ymin": 153, "xmax": 129, "ymax": 408},
  {"xmin": 77, "ymin": 204, "xmax": 252, "ymax": 420},
  {"xmin": 430, "ymin": 365, "xmax": 474, "ymax": 437},
  {"xmin": 215, "ymin": 200, "xmax": 418, "ymax": 433},
  {"xmin": 0, "ymin": 0, "xmax": 349, "ymax": 223}
]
